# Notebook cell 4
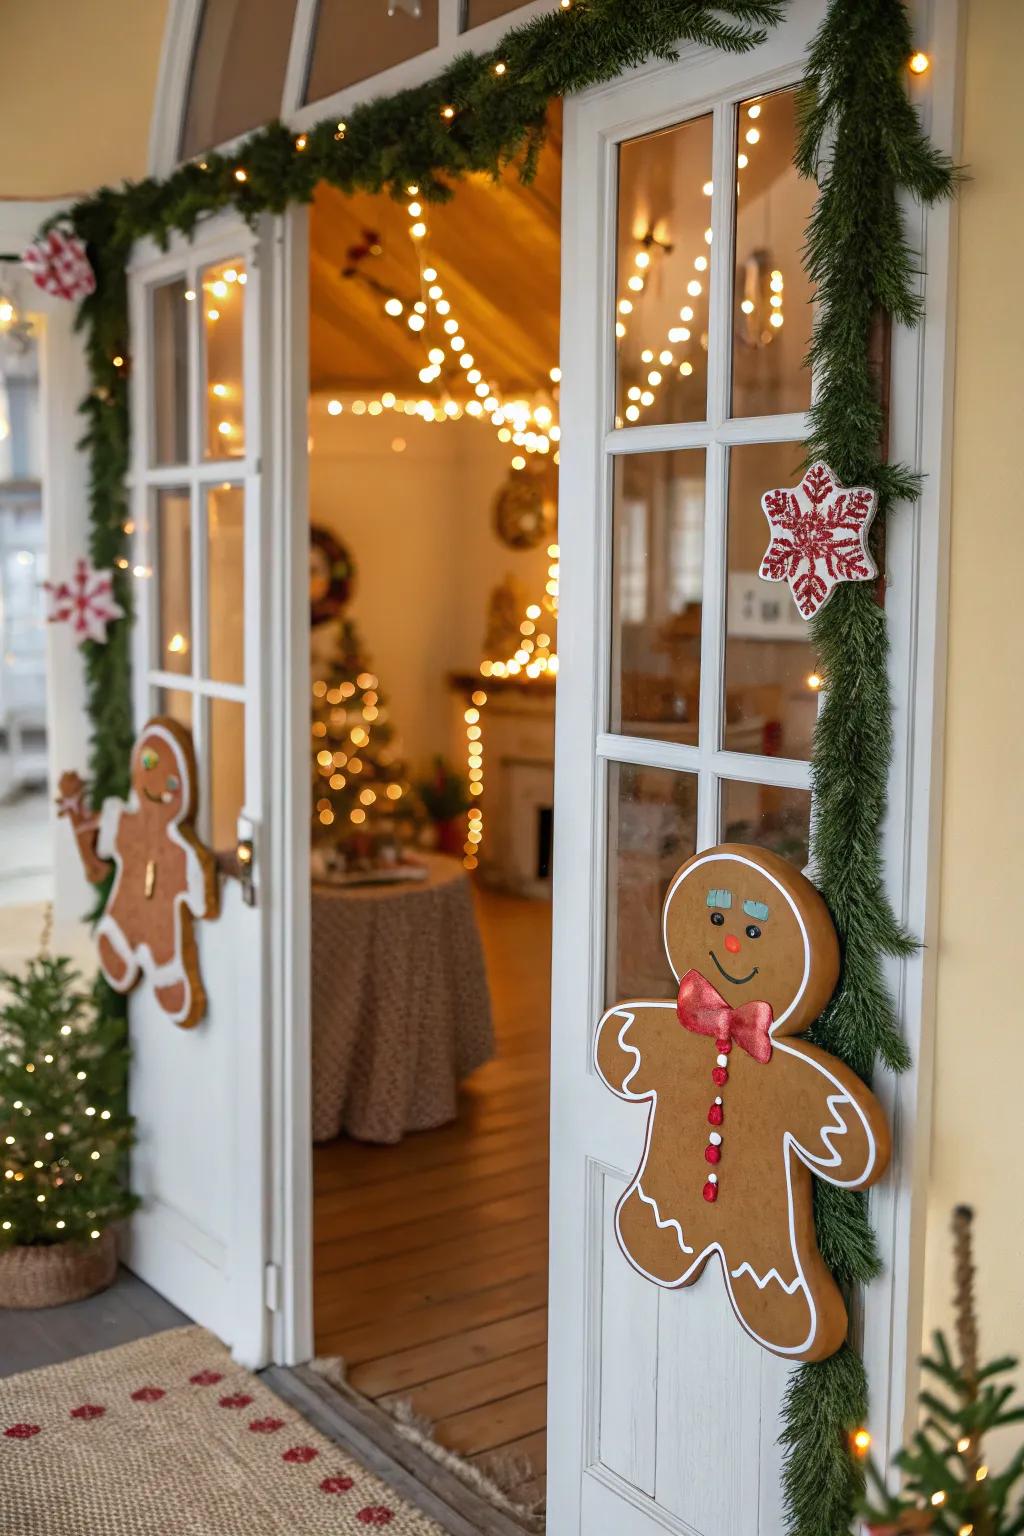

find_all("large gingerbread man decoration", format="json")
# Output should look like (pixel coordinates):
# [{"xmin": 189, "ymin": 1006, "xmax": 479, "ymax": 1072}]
[
  {"xmin": 83, "ymin": 718, "xmax": 218, "ymax": 1029},
  {"xmin": 596, "ymin": 843, "xmax": 891, "ymax": 1362}
]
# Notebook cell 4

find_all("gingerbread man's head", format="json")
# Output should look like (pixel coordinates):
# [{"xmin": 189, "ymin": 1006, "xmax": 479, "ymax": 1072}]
[
  {"xmin": 131, "ymin": 718, "xmax": 195, "ymax": 823},
  {"xmin": 662, "ymin": 843, "xmax": 839, "ymax": 1036}
]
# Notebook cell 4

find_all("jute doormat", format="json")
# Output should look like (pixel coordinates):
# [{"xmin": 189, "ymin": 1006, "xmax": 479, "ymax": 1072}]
[{"xmin": 0, "ymin": 1324, "xmax": 444, "ymax": 1535}]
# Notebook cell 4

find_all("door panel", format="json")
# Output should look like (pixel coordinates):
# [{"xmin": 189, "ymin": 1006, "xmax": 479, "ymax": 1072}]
[
  {"xmin": 126, "ymin": 215, "xmax": 274, "ymax": 1366},
  {"xmin": 548, "ymin": 6, "xmax": 832, "ymax": 1530}
]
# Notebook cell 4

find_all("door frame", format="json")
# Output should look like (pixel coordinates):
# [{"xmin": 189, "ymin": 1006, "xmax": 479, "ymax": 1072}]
[{"xmin": 546, "ymin": 0, "xmax": 961, "ymax": 1527}]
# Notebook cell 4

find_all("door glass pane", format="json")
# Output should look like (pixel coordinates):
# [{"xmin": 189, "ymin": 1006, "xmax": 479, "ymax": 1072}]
[
  {"xmin": 463, "ymin": 0, "xmax": 522, "ymax": 26},
  {"xmin": 156, "ymin": 489, "xmax": 192, "ymax": 675},
  {"xmin": 610, "ymin": 449, "xmax": 706, "ymax": 743},
  {"xmin": 731, "ymin": 88, "xmax": 816, "ymax": 417},
  {"xmin": 720, "ymin": 779, "xmax": 811, "ymax": 869},
  {"xmin": 305, "ymin": 0, "xmax": 439, "ymax": 103},
  {"xmin": 180, "ymin": 0, "xmax": 299, "ymax": 159},
  {"xmin": 724, "ymin": 442, "xmax": 819, "ymax": 760},
  {"xmin": 210, "ymin": 697, "xmax": 246, "ymax": 851},
  {"xmin": 202, "ymin": 259, "xmax": 246, "ymax": 459},
  {"xmin": 616, "ymin": 114, "xmax": 713, "ymax": 428},
  {"xmin": 606, "ymin": 762, "xmax": 697, "ymax": 1002},
  {"xmin": 155, "ymin": 688, "xmax": 193, "ymax": 730},
  {"xmin": 207, "ymin": 484, "xmax": 245, "ymax": 684},
  {"xmin": 152, "ymin": 279, "xmax": 188, "ymax": 466}
]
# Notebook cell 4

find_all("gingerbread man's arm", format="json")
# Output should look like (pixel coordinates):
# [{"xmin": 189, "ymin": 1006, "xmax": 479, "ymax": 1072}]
[
  {"xmin": 774, "ymin": 1040, "xmax": 891, "ymax": 1191},
  {"xmin": 595, "ymin": 1001, "xmax": 678, "ymax": 1100}
]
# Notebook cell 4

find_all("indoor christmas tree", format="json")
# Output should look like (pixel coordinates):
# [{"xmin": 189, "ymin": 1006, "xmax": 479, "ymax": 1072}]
[
  {"xmin": 0, "ymin": 924, "xmax": 137, "ymax": 1253},
  {"xmin": 861, "ymin": 1206, "xmax": 1024, "ymax": 1535},
  {"xmin": 311, "ymin": 614, "xmax": 415, "ymax": 862}
]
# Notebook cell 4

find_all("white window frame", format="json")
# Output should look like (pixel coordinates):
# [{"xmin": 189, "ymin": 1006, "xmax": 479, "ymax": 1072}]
[
  {"xmin": 149, "ymin": 0, "xmax": 557, "ymax": 178},
  {"xmin": 127, "ymin": 217, "xmax": 264, "ymax": 844},
  {"xmin": 549, "ymin": 2, "xmax": 960, "ymax": 1521}
]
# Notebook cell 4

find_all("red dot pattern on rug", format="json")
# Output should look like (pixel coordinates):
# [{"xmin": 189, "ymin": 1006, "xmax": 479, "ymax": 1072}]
[
  {"xmin": 283, "ymin": 1445, "xmax": 319, "ymax": 1464},
  {"xmin": 321, "ymin": 1475, "xmax": 355, "ymax": 1495},
  {"xmin": 0, "ymin": 1329, "xmax": 444, "ymax": 1534}
]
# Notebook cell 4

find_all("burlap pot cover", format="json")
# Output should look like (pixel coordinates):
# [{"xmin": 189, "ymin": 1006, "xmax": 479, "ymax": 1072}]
[
  {"xmin": 0, "ymin": 1324, "xmax": 443, "ymax": 1534},
  {"xmin": 311, "ymin": 855, "xmax": 494, "ymax": 1143},
  {"xmin": 0, "ymin": 1229, "xmax": 117, "ymax": 1310}
]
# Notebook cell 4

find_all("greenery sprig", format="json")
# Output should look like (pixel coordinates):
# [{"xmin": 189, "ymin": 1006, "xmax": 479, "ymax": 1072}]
[
  {"xmin": 38, "ymin": 3, "xmax": 956, "ymax": 1531},
  {"xmin": 784, "ymin": 3, "xmax": 955, "ymax": 1533}
]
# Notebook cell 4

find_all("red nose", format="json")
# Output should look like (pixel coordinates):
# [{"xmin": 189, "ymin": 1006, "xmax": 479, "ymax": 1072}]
[{"xmin": 724, "ymin": 934, "xmax": 741, "ymax": 954}]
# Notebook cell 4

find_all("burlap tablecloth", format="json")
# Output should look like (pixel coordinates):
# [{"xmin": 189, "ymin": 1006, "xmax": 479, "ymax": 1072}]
[{"xmin": 311, "ymin": 854, "xmax": 494, "ymax": 1144}]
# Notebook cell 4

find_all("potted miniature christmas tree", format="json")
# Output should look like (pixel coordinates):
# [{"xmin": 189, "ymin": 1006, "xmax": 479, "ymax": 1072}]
[
  {"xmin": 859, "ymin": 1205, "xmax": 1024, "ymax": 1534},
  {"xmin": 0, "ymin": 915, "xmax": 137, "ymax": 1307},
  {"xmin": 415, "ymin": 757, "xmax": 472, "ymax": 857}
]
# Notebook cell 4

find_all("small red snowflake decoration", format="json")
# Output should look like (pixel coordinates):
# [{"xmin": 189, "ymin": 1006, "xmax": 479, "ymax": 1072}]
[
  {"xmin": 44, "ymin": 557, "xmax": 124, "ymax": 645},
  {"xmin": 4, "ymin": 1423, "xmax": 41, "ymax": 1439},
  {"xmin": 357, "ymin": 1510, "xmax": 395, "ymax": 1526},
  {"xmin": 70, "ymin": 1404, "xmax": 106, "ymax": 1419},
  {"xmin": 130, "ymin": 1386, "xmax": 166, "ymax": 1403},
  {"xmin": 248, "ymin": 1417, "xmax": 285, "ymax": 1434},
  {"xmin": 758, "ymin": 460, "xmax": 878, "ymax": 619},
  {"xmin": 218, "ymin": 1393, "xmax": 254, "ymax": 1409},
  {"xmin": 22, "ymin": 226, "xmax": 96, "ymax": 302}
]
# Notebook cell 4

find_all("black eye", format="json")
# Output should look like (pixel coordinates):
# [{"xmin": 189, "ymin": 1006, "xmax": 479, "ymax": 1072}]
[
  {"xmin": 745, "ymin": 924, "xmax": 761, "ymax": 939},
  {"xmin": 710, "ymin": 912, "xmax": 725, "ymax": 927}
]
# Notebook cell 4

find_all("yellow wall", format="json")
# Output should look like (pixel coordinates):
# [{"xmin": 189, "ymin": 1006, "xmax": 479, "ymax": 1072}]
[
  {"xmin": 0, "ymin": 0, "xmax": 168, "ymax": 199},
  {"xmin": 922, "ymin": 0, "xmax": 1024, "ymax": 1380}
]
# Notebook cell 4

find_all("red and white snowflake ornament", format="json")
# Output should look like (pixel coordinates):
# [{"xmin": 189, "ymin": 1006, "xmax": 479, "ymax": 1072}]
[
  {"xmin": 44, "ymin": 557, "xmax": 124, "ymax": 645},
  {"xmin": 21, "ymin": 225, "xmax": 96, "ymax": 303},
  {"xmin": 758, "ymin": 461, "xmax": 878, "ymax": 619}
]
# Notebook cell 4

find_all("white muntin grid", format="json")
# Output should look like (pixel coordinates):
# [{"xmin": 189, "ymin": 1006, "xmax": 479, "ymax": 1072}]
[
  {"xmin": 591, "ymin": 78, "xmax": 819, "ymax": 990},
  {"xmin": 127, "ymin": 217, "xmax": 265, "ymax": 846}
]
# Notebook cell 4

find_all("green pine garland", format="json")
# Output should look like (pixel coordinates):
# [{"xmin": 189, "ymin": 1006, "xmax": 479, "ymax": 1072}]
[
  {"xmin": 784, "ymin": 3, "xmax": 955, "ymax": 1534},
  {"xmin": 40, "ymin": 2, "xmax": 956, "ymax": 1531}
]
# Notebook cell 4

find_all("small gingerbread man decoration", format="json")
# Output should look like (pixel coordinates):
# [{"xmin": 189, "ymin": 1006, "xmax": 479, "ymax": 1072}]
[
  {"xmin": 596, "ymin": 842, "xmax": 891, "ymax": 1361},
  {"xmin": 83, "ymin": 718, "xmax": 219, "ymax": 1028}
]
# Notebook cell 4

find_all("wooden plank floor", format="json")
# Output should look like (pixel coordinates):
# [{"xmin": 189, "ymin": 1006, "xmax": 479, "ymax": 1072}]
[{"xmin": 313, "ymin": 887, "xmax": 551, "ymax": 1510}]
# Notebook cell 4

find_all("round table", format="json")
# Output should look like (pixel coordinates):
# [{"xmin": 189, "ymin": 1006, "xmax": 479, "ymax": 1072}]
[{"xmin": 311, "ymin": 854, "xmax": 494, "ymax": 1144}]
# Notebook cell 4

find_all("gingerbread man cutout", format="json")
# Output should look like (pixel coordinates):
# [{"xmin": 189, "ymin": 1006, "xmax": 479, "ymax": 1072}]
[
  {"xmin": 595, "ymin": 843, "xmax": 891, "ymax": 1362},
  {"xmin": 92, "ymin": 718, "xmax": 219, "ymax": 1029}
]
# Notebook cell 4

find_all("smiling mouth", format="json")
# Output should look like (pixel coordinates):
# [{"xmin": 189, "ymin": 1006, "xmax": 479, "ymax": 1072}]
[
  {"xmin": 143, "ymin": 788, "xmax": 166, "ymax": 804},
  {"xmin": 709, "ymin": 951, "xmax": 759, "ymax": 987}
]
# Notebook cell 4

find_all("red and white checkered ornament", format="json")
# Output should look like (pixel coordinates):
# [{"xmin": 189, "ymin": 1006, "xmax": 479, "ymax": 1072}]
[
  {"xmin": 21, "ymin": 224, "xmax": 96, "ymax": 302},
  {"xmin": 758, "ymin": 460, "xmax": 878, "ymax": 620},
  {"xmin": 44, "ymin": 557, "xmax": 124, "ymax": 645}
]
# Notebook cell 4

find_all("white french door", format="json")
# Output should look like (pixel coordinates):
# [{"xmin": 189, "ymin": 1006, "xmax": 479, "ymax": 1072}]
[
  {"xmin": 125, "ymin": 211, "xmax": 308, "ymax": 1367},
  {"xmin": 546, "ymin": 0, "xmax": 954, "ymax": 1529}
]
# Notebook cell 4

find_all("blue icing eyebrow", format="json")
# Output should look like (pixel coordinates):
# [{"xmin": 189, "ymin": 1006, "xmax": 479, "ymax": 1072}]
[
  {"xmin": 706, "ymin": 889, "xmax": 732, "ymax": 909},
  {"xmin": 743, "ymin": 898, "xmax": 770, "ymax": 921}
]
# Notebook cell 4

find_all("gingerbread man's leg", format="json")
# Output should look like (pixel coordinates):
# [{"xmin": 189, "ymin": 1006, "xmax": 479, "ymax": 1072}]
[
  {"xmin": 616, "ymin": 1184, "xmax": 706, "ymax": 1287},
  {"xmin": 96, "ymin": 915, "xmax": 139, "ymax": 993},
  {"xmin": 151, "ymin": 921, "xmax": 205, "ymax": 1028}
]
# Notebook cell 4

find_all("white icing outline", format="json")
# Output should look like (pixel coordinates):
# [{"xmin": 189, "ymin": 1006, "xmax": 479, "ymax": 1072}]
[
  {"xmin": 594, "ymin": 1001, "xmax": 881, "ymax": 1357},
  {"xmin": 96, "ymin": 721, "xmax": 210, "ymax": 1027}
]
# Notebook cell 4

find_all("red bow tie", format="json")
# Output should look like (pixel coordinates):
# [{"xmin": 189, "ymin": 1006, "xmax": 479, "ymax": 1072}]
[{"xmin": 676, "ymin": 969, "xmax": 774, "ymax": 1064}]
